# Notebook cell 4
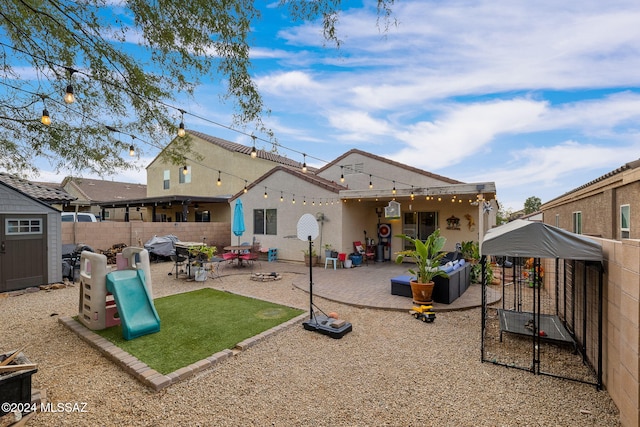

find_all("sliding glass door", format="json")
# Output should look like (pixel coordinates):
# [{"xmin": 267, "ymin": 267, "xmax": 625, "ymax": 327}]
[{"xmin": 402, "ymin": 211, "xmax": 438, "ymax": 250}]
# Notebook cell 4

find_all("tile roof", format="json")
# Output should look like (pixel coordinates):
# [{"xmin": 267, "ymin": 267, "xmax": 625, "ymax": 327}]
[
  {"xmin": 544, "ymin": 158, "xmax": 640, "ymax": 205},
  {"xmin": 230, "ymin": 165, "xmax": 346, "ymax": 201},
  {"xmin": 315, "ymin": 149, "xmax": 463, "ymax": 184},
  {"xmin": 0, "ymin": 173, "xmax": 76, "ymax": 203},
  {"xmin": 187, "ymin": 130, "xmax": 312, "ymax": 170},
  {"xmin": 62, "ymin": 177, "xmax": 147, "ymax": 202}
]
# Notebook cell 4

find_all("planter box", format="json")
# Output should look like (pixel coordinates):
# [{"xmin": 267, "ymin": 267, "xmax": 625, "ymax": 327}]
[{"xmin": 0, "ymin": 352, "xmax": 37, "ymax": 417}]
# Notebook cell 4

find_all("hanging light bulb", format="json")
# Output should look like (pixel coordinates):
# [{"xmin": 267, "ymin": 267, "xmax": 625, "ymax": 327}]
[
  {"xmin": 280, "ymin": 192, "xmax": 284, "ymax": 202},
  {"xmin": 183, "ymin": 165, "xmax": 188, "ymax": 175},
  {"xmin": 302, "ymin": 154, "xmax": 307, "ymax": 173},
  {"xmin": 243, "ymin": 180, "xmax": 248, "ymax": 193},
  {"xmin": 340, "ymin": 166, "xmax": 344, "ymax": 183},
  {"xmin": 39, "ymin": 95, "xmax": 50, "ymax": 125},
  {"xmin": 64, "ymin": 85, "xmax": 75, "ymax": 104},
  {"xmin": 312, "ymin": 199, "xmax": 315, "ymax": 206},
  {"xmin": 392, "ymin": 181, "xmax": 396, "ymax": 195},
  {"xmin": 129, "ymin": 145, "xmax": 136, "ymax": 156},
  {"xmin": 64, "ymin": 68, "xmax": 77, "ymax": 104},
  {"xmin": 264, "ymin": 187, "xmax": 268, "ymax": 198},
  {"xmin": 303, "ymin": 197, "xmax": 306, "ymax": 205},
  {"xmin": 41, "ymin": 108, "xmax": 50, "ymax": 126},
  {"xmin": 217, "ymin": 171, "xmax": 222, "ymax": 186},
  {"xmin": 251, "ymin": 135, "xmax": 257, "ymax": 158},
  {"xmin": 411, "ymin": 186, "xmax": 415, "ymax": 200},
  {"xmin": 177, "ymin": 109, "xmax": 186, "ymax": 137},
  {"xmin": 292, "ymin": 195, "xmax": 296, "ymax": 204},
  {"xmin": 369, "ymin": 174, "xmax": 373, "ymax": 189}
]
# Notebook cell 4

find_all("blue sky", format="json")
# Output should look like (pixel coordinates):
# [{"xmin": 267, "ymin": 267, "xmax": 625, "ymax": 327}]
[{"xmin": 35, "ymin": 0, "xmax": 640, "ymax": 211}]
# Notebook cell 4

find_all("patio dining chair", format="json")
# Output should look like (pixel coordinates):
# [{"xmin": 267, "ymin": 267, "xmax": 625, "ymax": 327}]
[
  {"xmin": 353, "ymin": 241, "xmax": 375, "ymax": 265},
  {"xmin": 169, "ymin": 245, "xmax": 189, "ymax": 278},
  {"xmin": 239, "ymin": 241, "xmax": 260, "ymax": 268}
]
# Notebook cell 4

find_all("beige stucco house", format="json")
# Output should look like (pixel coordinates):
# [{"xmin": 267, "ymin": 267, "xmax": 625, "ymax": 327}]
[{"xmin": 233, "ymin": 149, "xmax": 498, "ymax": 262}]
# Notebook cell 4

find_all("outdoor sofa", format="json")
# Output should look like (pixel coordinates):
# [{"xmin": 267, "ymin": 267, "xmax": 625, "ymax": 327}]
[{"xmin": 390, "ymin": 252, "xmax": 472, "ymax": 304}]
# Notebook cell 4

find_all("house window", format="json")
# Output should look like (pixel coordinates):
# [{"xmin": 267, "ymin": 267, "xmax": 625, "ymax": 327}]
[
  {"xmin": 163, "ymin": 170, "xmax": 170, "ymax": 190},
  {"xmin": 179, "ymin": 166, "xmax": 191, "ymax": 184},
  {"xmin": 621, "ymin": 204, "xmax": 630, "ymax": 239},
  {"xmin": 254, "ymin": 209, "xmax": 277, "ymax": 235},
  {"xmin": 6, "ymin": 218, "xmax": 42, "ymax": 235},
  {"xmin": 572, "ymin": 211, "xmax": 582, "ymax": 234},
  {"xmin": 195, "ymin": 211, "xmax": 210, "ymax": 222}
]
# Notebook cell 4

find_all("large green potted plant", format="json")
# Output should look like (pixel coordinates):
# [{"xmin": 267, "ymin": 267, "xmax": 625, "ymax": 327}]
[{"xmin": 395, "ymin": 229, "xmax": 449, "ymax": 304}]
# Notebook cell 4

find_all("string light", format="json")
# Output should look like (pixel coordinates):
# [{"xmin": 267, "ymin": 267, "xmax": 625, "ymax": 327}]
[
  {"xmin": 129, "ymin": 135, "xmax": 136, "ymax": 156},
  {"xmin": 340, "ymin": 166, "xmax": 344, "ymax": 183},
  {"xmin": 392, "ymin": 181, "xmax": 396, "ymax": 195},
  {"xmin": 369, "ymin": 174, "xmax": 373, "ymax": 189},
  {"xmin": 40, "ymin": 95, "xmax": 50, "ymax": 125},
  {"xmin": 280, "ymin": 191, "xmax": 284, "ymax": 202},
  {"xmin": 292, "ymin": 194, "xmax": 296, "ymax": 204},
  {"xmin": 64, "ymin": 85, "xmax": 74, "ymax": 104},
  {"xmin": 411, "ymin": 185, "xmax": 414, "ymax": 200},
  {"xmin": 250, "ymin": 135, "xmax": 257, "ymax": 158},
  {"xmin": 264, "ymin": 187, "xmax": 268, "ymax": 198},
  {"xmin": 0, "ymin": 51, "xmax": 447, "ymax": 199},
  {"xmin": 303, "ymin": 197, "xmax": 306, "ymax": 205},
  {"xmin": 64, "ymin": 67, "xmax": 77, "ymax": 104},
  {"xmin": 217, "ymin": 170, "xmax": 222, "ymax": 186},
  {"xmin": 302, "ymin": 154, "xmax": 307, "ymax": 173},
  {"xmin": 177, "ymin": 109, "xmax": 186, "ymax": 137},
  {"xmin": 182, "ymin": 165, "xmax": 188, "ymax": 175},
  {"xmin": 244, "ymin": 180, "xmax": 248, "ymax": 193}
]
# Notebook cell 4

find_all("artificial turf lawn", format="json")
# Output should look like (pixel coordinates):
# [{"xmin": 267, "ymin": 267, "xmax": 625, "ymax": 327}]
[{"xmin": 94, "ymin": 288, "xmax": 304, "ymax": 374}]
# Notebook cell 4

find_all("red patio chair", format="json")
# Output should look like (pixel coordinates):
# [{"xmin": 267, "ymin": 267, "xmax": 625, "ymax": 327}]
[{"xmin": 353, "ymin": 241, "xmax": 375, "ymax": 265}]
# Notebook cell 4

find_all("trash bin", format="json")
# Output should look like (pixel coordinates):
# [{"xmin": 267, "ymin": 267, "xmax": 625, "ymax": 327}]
[
  {"xmin": 376, "ymin": 244, "xmax": 385, "ymax": 262},
  {"xmin": 350, "ymin": 254, "xmax": 363, "ymax": 266}
]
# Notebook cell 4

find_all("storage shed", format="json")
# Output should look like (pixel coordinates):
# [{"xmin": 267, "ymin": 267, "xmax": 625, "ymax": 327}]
[
  {"xmin": 0, "ymin": 174, "xmax": 75, "ymax": 292},
  {"xmin": 480, "ymin": 219, "xmax": 603, "ymax": 388}
]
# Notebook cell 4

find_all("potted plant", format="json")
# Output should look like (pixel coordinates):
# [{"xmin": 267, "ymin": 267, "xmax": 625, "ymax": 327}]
[
  {"xmin": 395, "ymin": 229, "xmax": 449, "ymax": 304},
  {"xmin": 324, "ymin": 244, "xmax": 333, "ymax": 258},
  {"xmin": 188, "ymin": 245, "xmax": 218, "ymax": 264},
  {"xmin": 460, "ymin": 240, "xmax": 479, "ymax": 264},
  {"xmin": 302, "ymin": 248, "xmax": 318, "ymax": 267},
  {"xmin": 461, "ymin": 241, "xmax": 495, "ymax": 285}
]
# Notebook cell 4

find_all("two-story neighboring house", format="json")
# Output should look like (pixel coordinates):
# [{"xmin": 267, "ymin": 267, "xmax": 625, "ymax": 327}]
[
  {"xmin": 144, "ymin": 130, "xmax": 306, "ymax": 223},
  {"xmin": 540, "ymin": 158, "xmax": 640, "ymax": 239}
]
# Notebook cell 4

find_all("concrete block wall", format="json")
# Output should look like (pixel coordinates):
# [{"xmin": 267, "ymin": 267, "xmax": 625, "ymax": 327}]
[
  {"xmin": 599, "ymin": 237, "xmax": 640, "ymax": 427},
  {"xmin": 62, "ymin": 222, "xmax": 231, "ymax": 254}
]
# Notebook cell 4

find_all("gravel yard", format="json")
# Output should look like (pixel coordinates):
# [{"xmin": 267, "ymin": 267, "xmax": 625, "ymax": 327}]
[{"xmin": 0, "ymin": 261, "xmax": 620, "ymax": 426}]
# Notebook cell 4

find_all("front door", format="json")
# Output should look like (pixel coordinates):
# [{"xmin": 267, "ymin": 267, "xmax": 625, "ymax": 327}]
[{"xmin": 0, "ymin": 215, "xmax": 47, "ymax": 292}]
